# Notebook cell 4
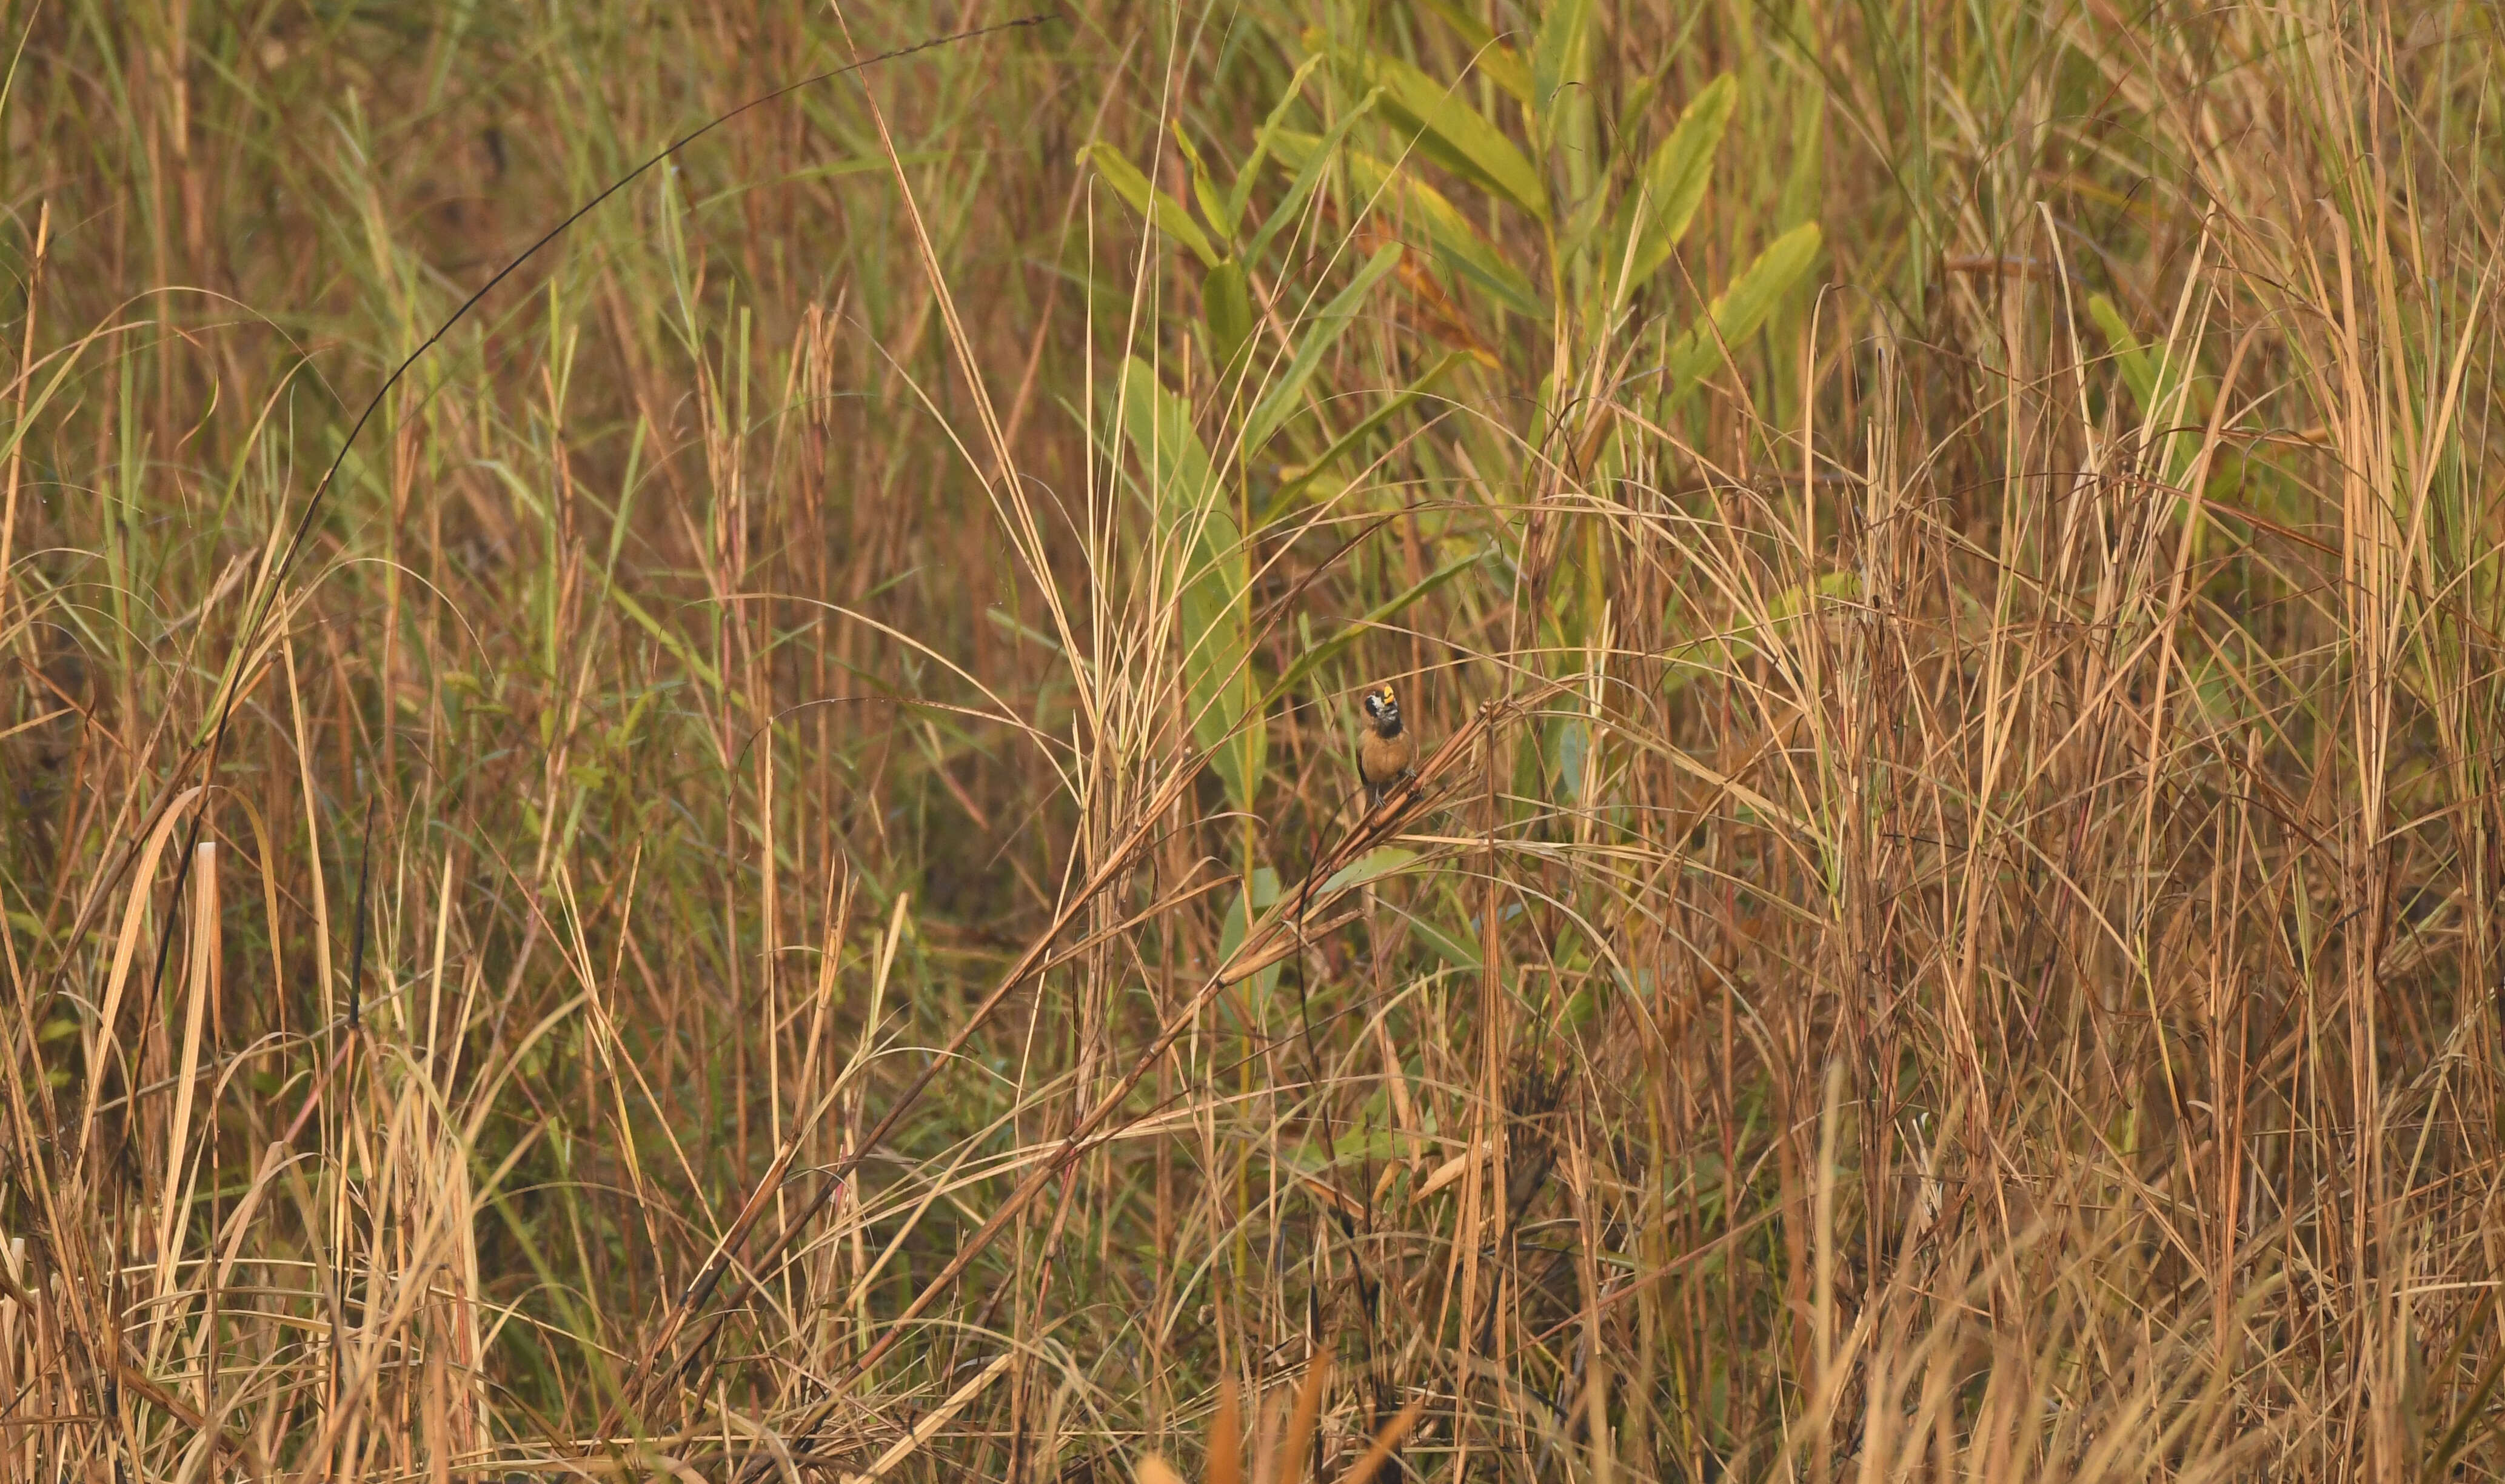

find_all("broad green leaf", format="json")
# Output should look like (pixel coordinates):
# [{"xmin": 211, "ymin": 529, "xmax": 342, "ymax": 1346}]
[
  {"xmin": 2087, "ymin": 293, "xmax": 2158, "ymax": 413},
  {"xmin": 1777, "ymin": 88, "xmax": 1825, "ymax": 232},
  {"xmin": 1561, "ymin": 185, "xmax": 1617, "ymax": 310},
  {"xmin": 1613, "ymin": 65, "xmax": 1666, "ymax": 145},
  {"xmin": 1288, "ymin": 1126, "xmax": 1415, "ymax": 1171},
  {"xmin": 1420, "ymin": 0, "xmax": 1533, "ymax": 102},
  {"xmin": 1767, "ymin": 570, "xmax": 1862, "ymax": 624},
  {"xmin": 1268, "ymin": 547, "xmax": 1483, "ymax": 703},
  {"xmin": 1409, "ymin": 911, "xmax": 1481, "ymax": 971},
  {"xmin": 1229, "ymin": 55, "xmax": 1329, "ymax": 231},
  {"xmin": 1119, "ymin": 354, "xmax": 1220, "ymax": 514},
  {"xmin": 1319, "ymin": 847, "xmax": 1418, "ymax": 898},
  {"xmin": 1203, "ymin": 259, "xmax": 1254, "ymax": 375},
  {"xmin": 1243, "ymin": 241, "xmax": 1403, "ymax": 456},
  {"xmin": 1331, "ymin": 44, "xmax": 1550, "ymax": 223},
  {"xmin": 1083, "ymin": 141, "xmax": 1220, "ymax": 268},
  {"xmin": 1200, "ymin": 637, "xmax": 1266, "ymax": 812},
  {"xmin": 1247, "ymin": 92, "xmax": 1381, "ymax": 268},
  {"xmin": 1623, "ymin": 75, "xmax": 1736, "ymax": 290},
  {"xmin": 1220, "ymin": 867, "xmax": 1285, "ymax": 998},
  {"xmin": 1261, "ymin": 351, "xmax": 1470, "ymax": 520},
  {"xmin": 1118, "ymin": 357, "xmax": 1263, "ymax": 806},
  {"xmin": 1273, "ymin": 130, "xmax": 1545, "ymax": 318},
  {"xmin": 2088, "ymin": 293, "xmax": 2202, "ymax": 484},
  {"xmin": 1662, "ymin": 222, "xmax": 1823, "ymax": 394},
  {"xmin": 1532, "ymin": 0, "xmax": 1594, "ymax": 133},
  {"xmin": 1172, "ymin": 122, "xmax": 1234, "ymax": 239},
  {"xmin": 1346, "ymin": 148, "xmax": 1545, "ymax": 317},
  {"xmin": 1551, "ymin": 715, "xmax": 1591, "ymax": 802}
]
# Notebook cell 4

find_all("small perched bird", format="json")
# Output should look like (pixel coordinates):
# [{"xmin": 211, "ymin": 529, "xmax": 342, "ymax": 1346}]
[{"xmin": 1358, "ymin": 682, "xmax": 1418, "ymax": 807}]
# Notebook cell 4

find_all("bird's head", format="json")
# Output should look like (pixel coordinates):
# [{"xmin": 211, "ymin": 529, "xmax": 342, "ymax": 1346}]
[{"xmin": 1362, "ymin": 683, "xmax": 1402, "ymax": 735}]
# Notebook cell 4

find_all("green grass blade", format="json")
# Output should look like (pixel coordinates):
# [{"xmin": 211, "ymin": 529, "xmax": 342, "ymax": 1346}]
[
  {"xmin": 1243, "ymin": 241, "xmax": 1403, "ymax": 458},
  {"xmin": 1083, "ymin": 141, "xmax": 1220, "ymax": 268},
  {"xmin": 1663, "ymin": 222, "xmax": 1824, "ymax": 395}
]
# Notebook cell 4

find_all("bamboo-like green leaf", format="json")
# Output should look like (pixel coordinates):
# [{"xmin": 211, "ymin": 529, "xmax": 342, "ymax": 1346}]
[
  {"xmin": 1172, "ymin": 122, "xmax": 1235, "ymax": 240},
  {"xmin": 1622, "ymin": 75, "xmax": 1737, "ymax": 289},
  {"xmin": 1562, "ymin": 181, "xmax": 1616, "ymax": 283},
  {"xmin": 1119, "ymin": 357, "xmax": 1263, "ymax": 806},
  {"xmin": 1220, "ymin": 867, "xmax": 1285, "ymax": 998},
  {"xmin": 1246, "ymin": 92, "xmax": 1380, "ymax": 268},
  {"xmin": 1119, "ymin": 354, "xmax": 1219, "ymax": 513},
  {"xmin": 1317, "ymin": 847, "xmax": 1418, "ymax": 898},
  {"xmin": 1777, "ymin": 88, "xmax": 1825, "ymax": 233},
  {"xmin": 2087, "ymin": 293, "xmax": 2159, "ymax": 413},
  {"xmin": 1203, "ymin": 259, "xmax": 1254, "ymax": 375},
  {"xmin": 1267, "ymin": 546, "xmax": 1483, "ymax": 703},
  {"xmin": 1532, "ymin": 0, "xmax": 1593, "ymax": 132},
  {"xmin": 1228, "ymin": 55, "xmax": 1329, "ymax": 231},
  {"xmin": 1274, "ymin": 130, "xmax": 1545, "ymax": 318},
  {"xmin": 1242, "ymin": 242, "xmax": 1402, "ymax": 457},
  {"xmin": 1410, "ymin": 909, "xmax": 1482, "ymax": 971},
  {"xmin": 1331, "ymin": 44, "xmax": 1550, "ymax": 222},
  {"xmin": 2089, "ymin": 293, "xmax": 2203, "ymax": 483},
  {"xmin": 1420, "ymin": 0, "xmax": 1533, "ymax": 102},
  {"xmin": 1083, "ymin": 141, "xmax": 1220, "ymax": 268},
  {"xmin": 1347, "ymin": 153, "xmax": 1546, "ymax": 318},
  {"xmin": 1614, "ymin": 66, "xmax": 1667, "ymax": 145},
  {"xmin": 1260, "ymin": 351, "xmax": 1469, "ymax": 520},
  {"xmin": 1662, "ymin": 222, "xmax": 1823, "ymax": 393}
]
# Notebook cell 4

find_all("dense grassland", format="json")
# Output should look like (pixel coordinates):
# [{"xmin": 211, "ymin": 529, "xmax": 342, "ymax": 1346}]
[{"xmin": 5, "ymin": 0, "xmax": 2504, "ymax": 1478}]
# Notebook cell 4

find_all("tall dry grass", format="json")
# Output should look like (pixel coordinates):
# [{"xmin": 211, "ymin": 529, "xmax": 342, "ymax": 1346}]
[{"xmin": 2, "ymin": 0, "xmax": 2503, "ymax": 1479}]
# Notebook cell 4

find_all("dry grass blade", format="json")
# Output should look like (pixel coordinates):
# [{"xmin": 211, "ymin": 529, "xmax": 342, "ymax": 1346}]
[
  {"xmin": 1210, "ymin": 1377, "xmax": 1243, "ymax": 1484},
  {"xmin": 611, "ymin": 754, "xmax": 1199, "ymax": 1442},
  {"xmin": 1277, "ymin": 1353, "xmax": 1331, "ymax": 1484},
  {"xmin": 5, "ymin": 2, "xmax": 2501, "ymax": 1480},
  {"xmin": 838, "ymin": 1348, "xmax": 1014, "ymax": 1482},
  {"xmin": 1220, "ymin": 695, "xmax": 1522, "ymax": 986},
  {"xmin": 1343, "ymin": 1396, "xmax": 1426, "ymax": 1484}
]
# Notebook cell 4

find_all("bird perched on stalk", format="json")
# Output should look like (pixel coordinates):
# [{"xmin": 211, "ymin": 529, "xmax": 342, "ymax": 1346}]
[{"xmin": 1357, "ymin": 682, "xmax": 1417, "ymax": 807}]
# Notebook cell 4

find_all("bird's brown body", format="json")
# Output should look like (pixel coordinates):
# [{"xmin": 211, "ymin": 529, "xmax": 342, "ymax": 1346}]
[{"xmin": 1358, "ymin": 683, "xmax": 1417, "ymax": 806}]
